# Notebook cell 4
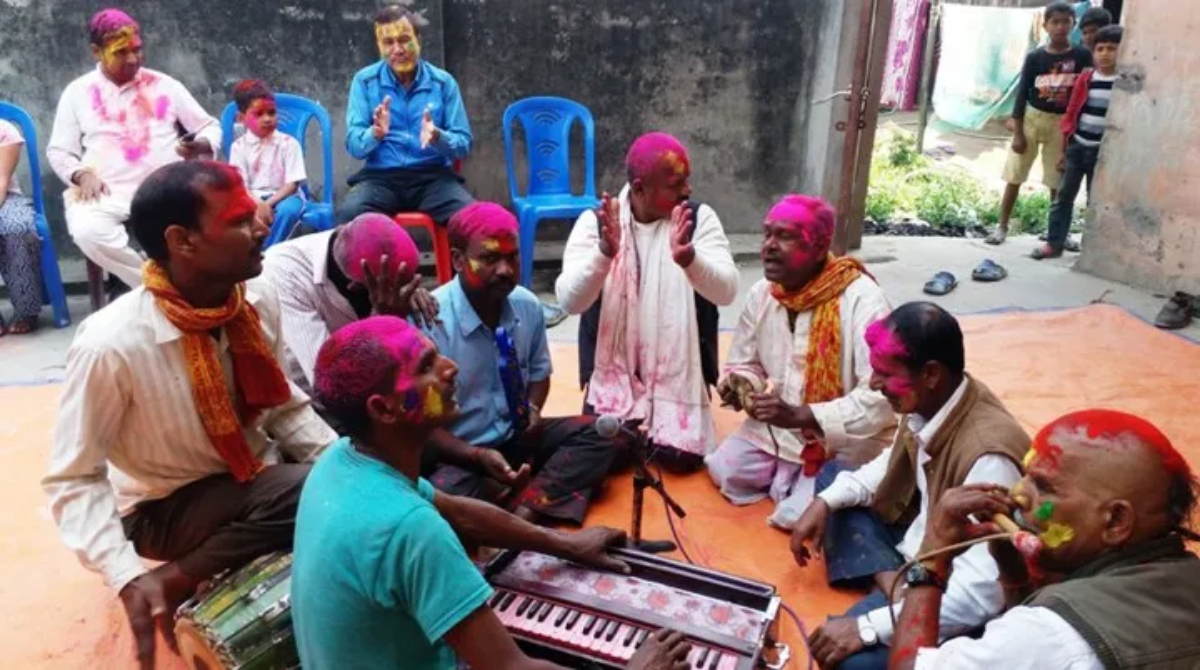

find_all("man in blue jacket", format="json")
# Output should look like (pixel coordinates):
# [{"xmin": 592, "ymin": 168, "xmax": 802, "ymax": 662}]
[{"xmin": 338, "ymin": 5, "xmax": 474, "ymax": 225}]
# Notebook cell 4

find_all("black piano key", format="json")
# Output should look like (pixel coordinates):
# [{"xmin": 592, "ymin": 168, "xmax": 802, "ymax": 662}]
[
  {"xmin": 635, "ymin": 629, "xmax": 649, "ymax": 647},
  {"xmin": 488, "ymin": 592, "xmax": 503, "ymax": 608},
  {"xmin": 554, "ymin": 608, "xmax": 569, "ymax": 627},
  {"xmin": 696, "ymin": 648, "xmax": 710, "ymax": 667},
  {"xmin": 499, "ymin": 592, "xmax": 517, "ymax": 611},
  {"xmin": 593, "ymin": 618, "xmax": 610, "ymax": 638},
  {"xmin": 565, "ymin": 610, "xmax": 581, "ymax": 629},
  {"xmin": 536, "ymin": 602, "xmax": 553, "ymax": 622},
  {"xmin": 516, "ymin": 598, "xmax": 533, "ymax": 617},
  {"xmin": 604, "ymin": 620, "xmax": 621, "ymax": 641},
  {"xmin": 581, "ymin": 615, "xmax": 597, "ymax": 636},
  {"xmin": 623, "ymin": 626, "xmax": 639, "ymax": 646},
  {"xmin": 706, "ymin": 652, "xmax": 721, "ymax": 669}
]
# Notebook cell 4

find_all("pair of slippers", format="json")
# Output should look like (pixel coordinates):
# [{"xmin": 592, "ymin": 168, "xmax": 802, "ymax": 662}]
[{"xmin": 923, "ymin": 259, "xmax": 1007, "ymax": 296}]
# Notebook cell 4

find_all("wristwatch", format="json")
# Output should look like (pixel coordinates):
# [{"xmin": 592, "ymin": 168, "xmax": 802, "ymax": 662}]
[
  {"xmin": 856, "ymin": 616, "xmax": 879, "ymax": 647},
  {"xmin": 904, "ymin": 561, "xmax": 949, "ymax": 591}
]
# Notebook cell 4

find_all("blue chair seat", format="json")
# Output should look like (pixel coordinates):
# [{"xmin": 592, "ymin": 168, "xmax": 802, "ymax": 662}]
[
  {"xmin": 0, "ymin": 101, "xmax": 71, "ymax": 328},
  {"xmin": 503, "ymin": 97, "xmax": 597, "ymax": 287}
]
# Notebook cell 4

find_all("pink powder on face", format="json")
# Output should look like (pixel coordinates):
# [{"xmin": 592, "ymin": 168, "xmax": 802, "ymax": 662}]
[
  {"xmin": 89, "ymin": 9, "xmax": 139, "ymax": 39},
  {"xmin": 337, "ymin": 213, "xmax": 421, "ymax": 285},
  {"xmin": 766, "ymin": 194, "xmax": 836, "ymax": 262},
  {"xmin": 625, "ymin": 132, "xmax": 690, "ymax": 181},
  {"xmin": 447, "ymin": 202, "xmax": 518, "ymax": 247},
  {"xmin": 865, "ymin": 319, "xmax": 915, "ymax": 396},
  {"xmin": 313, "ymin": 316, "xmax": 436, "ymax": 424}
]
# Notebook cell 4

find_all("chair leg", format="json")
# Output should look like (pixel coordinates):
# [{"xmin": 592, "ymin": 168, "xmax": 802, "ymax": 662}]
[
  {"xmin": 432, "ymin": 226, "xmax": 453, "ymax": 285},
  {"xmin": 36, "ymin": 235, "xmax": 72, "ymax": 329},
  {"xmin": 86, "ymin": 260, "xmax": 106, "ymax": 312},
  {"xmin": 519, "ymin": 211, "xmax": 539, "ymax": 289}
]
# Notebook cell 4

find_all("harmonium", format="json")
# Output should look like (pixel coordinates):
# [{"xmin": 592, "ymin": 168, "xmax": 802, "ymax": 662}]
[{"xmin": 481, "ymin": 548, "xmax": 791, "ymax": 669}]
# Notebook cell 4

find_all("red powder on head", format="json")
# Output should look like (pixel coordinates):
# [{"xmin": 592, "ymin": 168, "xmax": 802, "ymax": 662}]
[
  {"xmin": 1034, "ymin": 409, "xmax": 1190, "ymax": 476},
  {"xmin": 865, "ymin": 319, "xmax": 914, "ymax": 396},
  {"xmin": 89, "ymin": 8, "xmax": 139, "ymax": 40},
  {"xmin": 313, "ymin": 316, "xmax": 436, "ymax": 424},
  {"xmin": 207, "ymin": 165, "xmax": 257, "ymax": 227},
  {"xmin": 337, "ymin": 213, "xmax": 421, "ymax": 285},
  {"xmin": 767, "ymin": 194, "xmax": 836, "ymax": 261},
  {"xmin": 448, "ymin": 202, "xmax": 518, "ymax": 247},
  {"xmin": 625, "ymin": 132, "xmax": 690, "ymax": 181}
]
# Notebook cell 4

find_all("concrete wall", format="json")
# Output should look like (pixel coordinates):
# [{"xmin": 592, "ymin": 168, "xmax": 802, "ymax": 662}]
[
  {"xmin": 1076, "ymin": 1, "xmax": 1200, "ymax": 295},
  {"xmin": 1, "ymin": 0, "xmax": 850, "ymax": 265}
]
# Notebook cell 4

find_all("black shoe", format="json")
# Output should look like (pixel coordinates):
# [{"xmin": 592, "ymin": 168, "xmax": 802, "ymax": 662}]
[{"xmin": 1154, "ymin": 292, "xmax": 1194, "ymax": 330}]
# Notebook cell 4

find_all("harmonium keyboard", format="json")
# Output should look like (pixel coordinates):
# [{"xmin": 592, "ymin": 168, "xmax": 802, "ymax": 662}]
[{"xmin": 481, "ymin": 548, "xmax": 790, "ymax": 669}]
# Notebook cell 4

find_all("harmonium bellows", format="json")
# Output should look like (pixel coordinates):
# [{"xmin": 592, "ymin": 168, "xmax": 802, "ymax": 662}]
[{"xmin": 481, "ymin": 548, "xmax": 790, "ymax": 669}]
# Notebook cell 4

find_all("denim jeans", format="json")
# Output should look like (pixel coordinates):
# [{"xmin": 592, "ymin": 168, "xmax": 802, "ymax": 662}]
[
  {"xmin": 336, "ymin": 166, "xmax": 474, "ymax": 225},
  {"xmin": 1046, "ymin": 141, "xmax": 1099, "ymax": 249}
]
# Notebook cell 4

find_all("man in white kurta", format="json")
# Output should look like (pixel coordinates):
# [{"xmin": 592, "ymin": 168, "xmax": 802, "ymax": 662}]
[
  {"xmin": 46, "ymin": 9, "xmax": 220, "ymax": 289},
  {"xmin": 555, "ymin": 133, "xmax": 738, "ymax": 470},
  {"xmin": 706, "ymin": 195, "xmax": 896, "ymax": 528}
]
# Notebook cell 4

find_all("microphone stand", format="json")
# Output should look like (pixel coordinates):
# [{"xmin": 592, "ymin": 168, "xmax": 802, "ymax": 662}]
[{"xmin": 627, "ymin": 420, "xmax": 688, "ymax": 554}]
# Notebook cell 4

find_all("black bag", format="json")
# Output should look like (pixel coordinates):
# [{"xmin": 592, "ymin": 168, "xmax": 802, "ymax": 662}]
[{"xmin": 578, "ymin": 199, "xmax": 720, "ymax": 391}]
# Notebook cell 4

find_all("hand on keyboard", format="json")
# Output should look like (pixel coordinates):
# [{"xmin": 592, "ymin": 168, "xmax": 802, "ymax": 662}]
[
  {"xmin": 627, "ymin": 629, "xmax": 692, "ymax": 670},
  {"xmin": 559, "ymin": 527, "xmax": 631, "ymax": 574}
]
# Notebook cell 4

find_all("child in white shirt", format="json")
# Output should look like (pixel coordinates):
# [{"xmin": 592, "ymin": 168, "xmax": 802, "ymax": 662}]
[{"xmin": 228, "ymin": 80, "xmax": 307, "ymax": 247}]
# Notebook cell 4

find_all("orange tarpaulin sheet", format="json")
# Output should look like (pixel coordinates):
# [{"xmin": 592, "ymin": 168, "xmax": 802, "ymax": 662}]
[{"xmin": 3, "ymin": 305, "xmax": 1199, "ymax": 668}]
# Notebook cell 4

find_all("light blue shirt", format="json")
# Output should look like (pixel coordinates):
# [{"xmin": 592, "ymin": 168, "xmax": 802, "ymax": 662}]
[
  {"xmin": 345, "ymin": 60, "xmax": 472, "ymax": 170},
  {"xmin": 292, "ymin": 438, "xmax": 493, "ymax": 670},
  {"xmin": 427, "ymin": 278, "xmax": 552, "ymax": 446}
]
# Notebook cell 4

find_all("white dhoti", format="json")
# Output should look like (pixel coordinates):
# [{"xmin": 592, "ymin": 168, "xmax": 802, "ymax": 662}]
[
  {"xmin": 64, "ymin": 192, "xmax": 144, "ymax": 287},
  {"xmin": 704, "ymin": 434, "xmax": 817, "ymax": 529}
]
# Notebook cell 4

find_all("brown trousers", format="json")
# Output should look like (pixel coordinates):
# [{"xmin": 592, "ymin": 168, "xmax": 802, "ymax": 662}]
[{"xmin": 121, "ymin": 464, "xmax": 310, "ymax": 581}]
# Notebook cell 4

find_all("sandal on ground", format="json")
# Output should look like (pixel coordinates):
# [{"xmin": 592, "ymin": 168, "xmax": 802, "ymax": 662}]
[
  {"xmin": 1064, "ymin": 238, "xmax": 1081, "ymax": 253},
  {"xmin": 1154, "ymin": 292, "xmax": 1195, "ymax": 330},
  {"xmin": 1031, "ymin": 245, "xmax": 1063, "ymax": 260},
  {"xmin": 923, "ymin": 271, "xmax": 958, "ymax": 296},
  {"xmin": 972, "ymin": 259, "xmax": 1008, "ymax": 282}
]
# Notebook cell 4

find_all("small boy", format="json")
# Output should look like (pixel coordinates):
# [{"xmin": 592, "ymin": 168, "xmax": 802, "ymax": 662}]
[
  {"xmin": 229, "ymin": 79, "xmax": 307, "ymax": 247},
  {"xmin": 1078, "ymin": 7, "xmax": 1114, "ymax": 50},
  {"xmin": 988, "ymin": 1, "xmax": 1093, "ymax": 245},
  {"xmin": 1032, "ymin": 25, "xmax": 1122, "ymax": 260}
]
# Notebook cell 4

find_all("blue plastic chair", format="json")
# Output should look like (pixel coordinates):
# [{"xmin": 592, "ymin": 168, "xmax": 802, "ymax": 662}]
[
  {"xmin": 502, "ymin": 97, "xmax": 598, "ymax": 287},
  {"xmin": 220, "ymin": 93, "xmax": 335, "ymax": 243},
  {"xmin": 0, "ymin": 102, "xmax": 71, "ymax": 328}
]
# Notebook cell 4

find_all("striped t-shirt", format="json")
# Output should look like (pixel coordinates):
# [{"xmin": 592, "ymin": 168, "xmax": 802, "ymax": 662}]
[{"xmin": 1073, "ymin": 73, "xmax": 1117, "ymax": 147}]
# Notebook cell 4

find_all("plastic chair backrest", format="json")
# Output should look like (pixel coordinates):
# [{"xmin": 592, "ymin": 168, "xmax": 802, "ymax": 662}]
[
  {"xmin": 502, "ymin": 96, "xmax": 596, "ymax": 203},
  {"xmin": 219, "ymin": 93, "xmax": 334, "ymax": 205},
  {"xmin": 0, "ymin": 102, "xmax": 49, "ymax": 217}
]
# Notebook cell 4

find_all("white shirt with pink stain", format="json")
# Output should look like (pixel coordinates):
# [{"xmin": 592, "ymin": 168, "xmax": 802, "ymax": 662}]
[
  {"xmin": 47, "ymin": 66, "xmax": 221, "ymax": 201},
  {"xmin": 0, "ymin": 119, "xmax": 26, "ymax": 195},
  {"xmin": 229, "ymin": 131, "xmax": 307, "ymax": 200}
]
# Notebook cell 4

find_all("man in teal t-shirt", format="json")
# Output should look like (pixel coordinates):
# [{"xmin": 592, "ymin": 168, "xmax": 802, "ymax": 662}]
[{"xmin": 292, "ymin": 316, "xmax": 693, "ymax": 670}]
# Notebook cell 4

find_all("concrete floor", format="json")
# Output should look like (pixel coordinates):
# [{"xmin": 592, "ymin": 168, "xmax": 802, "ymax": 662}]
[{"xmin": 3, "ymin": 233, "xmax": 1193, "ymax": 386}]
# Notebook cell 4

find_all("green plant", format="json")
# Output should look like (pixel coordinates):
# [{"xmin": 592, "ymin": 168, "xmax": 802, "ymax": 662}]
[
  {"xmin": 886, "ymin": 133, "xmax": 924, "ymax": 169},
  {"xmin": 910, "ymin": 169, "xmax": 986, "ymax": 228},
  {"xmin": 1011, "ymin": 191, "xmax": 1052, "ymax": 234}
]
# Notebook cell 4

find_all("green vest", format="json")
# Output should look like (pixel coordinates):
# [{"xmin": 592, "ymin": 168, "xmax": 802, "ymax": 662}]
[{"xmin": 1025, "ymin": 535, "xmax": 1200, "ymax": 670}]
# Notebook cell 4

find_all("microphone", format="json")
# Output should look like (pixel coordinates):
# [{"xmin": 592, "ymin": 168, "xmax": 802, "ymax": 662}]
[{"xmin": 595, "ymin": 414, "xmax": 640, "ymax": 441}]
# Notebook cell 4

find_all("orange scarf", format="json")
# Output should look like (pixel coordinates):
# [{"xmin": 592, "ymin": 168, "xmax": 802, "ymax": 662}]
[
  {"xmin": 143, "ymin": 261, "xmax": 291, "ymax": 482},
  {"xmin": 769, "ymin": 254, "xmax": 872, "ymax": 474}
]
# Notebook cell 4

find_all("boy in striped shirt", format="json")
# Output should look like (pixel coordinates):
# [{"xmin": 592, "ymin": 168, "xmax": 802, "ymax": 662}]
[{"xmin": 1032, "ymin": 25, "xmax": 1122, "ymax": 260}]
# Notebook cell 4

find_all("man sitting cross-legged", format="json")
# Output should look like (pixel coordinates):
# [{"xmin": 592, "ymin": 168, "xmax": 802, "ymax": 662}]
[
  {"xmin": 791, "ymin": 302, "xmax": 1029, "ymax": 670},
  {"xmin": 706, "ymin": 194, "xmax": 896, "ymax": 528},
  {"xmin": 423, "ymin": 202, "xmax": 623, "ymax": 525},
  {"xmin": 43, "ymin": 161, "xmax": 338, "ymax": 670},
  {"xmin": 292, "ymin": 316, "xmax": 693, "ymax": 670}
]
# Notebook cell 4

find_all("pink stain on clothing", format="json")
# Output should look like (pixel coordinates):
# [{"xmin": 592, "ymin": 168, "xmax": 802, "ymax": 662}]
[
  {"xmin": 625, "ymin": 132, "xmax": 690, "ymax": 180},
  {"xmin": 154, "ymin": 95, "xmax": 170, "ymax": 120},
  {"xmin": 1034, "ymin": 409, "xmax": 1190, "ymax": 476},
  {"xmin": 766, "ymin": 194, "xmax": 836, "ymax": 261},
  {"xmin": 448, "ymin": 201, "xmax": 519, "ymax": 246},
  {"xmin": 337, "ymin": 213, "xmax": 421, "ymax": 285}
]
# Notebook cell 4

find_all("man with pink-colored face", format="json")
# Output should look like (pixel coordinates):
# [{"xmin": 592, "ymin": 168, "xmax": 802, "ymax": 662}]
[
  {"xmin": 47, "ymin": 9, "xmax": 221, "ymax": 296},
  {"xmin": 790, "ymin": 302, "xmax": 1029, "ymax": 670},
  {"xmin": 705, "ymin": 195, "xmax": 895, "ymax": 529},
  {"xmin": 556, "ymin": 133, "xmax": 738, "ymax": 471}
]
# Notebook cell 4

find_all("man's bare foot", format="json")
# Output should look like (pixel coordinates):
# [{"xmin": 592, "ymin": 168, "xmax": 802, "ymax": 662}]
[{"xmin": 985, "ymin": 227, "xmax": 1008, "ymax": 245}]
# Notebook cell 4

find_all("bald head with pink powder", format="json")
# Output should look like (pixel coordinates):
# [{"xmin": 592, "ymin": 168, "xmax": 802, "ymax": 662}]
[
  {"xmin": 447, "ymin": 202, "xmax": 518, "ymax": 250},
  {"xmin": 313, "ymin": 316, "xmax": 436, "ymax": 434},
  {"xmin": 334, "ymin": 213, "xmax": 421, "ymax": 285},
  {"xmin": 625, "ymin": 132, "xmax": 690, "ymax": 182},
  {"xmin": 767, "ymin": 195, "xmax": 836, "ymax": 259},
  {"xmin": 89, "ymin": 8, "xmax": 139, "ymax": 45}
]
